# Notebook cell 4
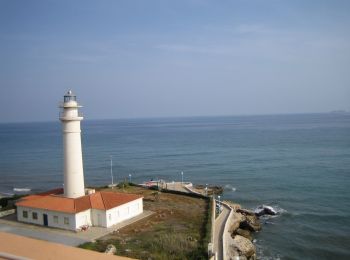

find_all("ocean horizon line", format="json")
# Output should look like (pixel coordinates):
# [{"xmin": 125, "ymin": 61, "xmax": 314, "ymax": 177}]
[{"xmin": 0, "ymin": 111, "xmax": 347, "ymax": 125}]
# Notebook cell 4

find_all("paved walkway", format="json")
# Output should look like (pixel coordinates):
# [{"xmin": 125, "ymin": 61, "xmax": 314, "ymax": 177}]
[
  {"xmin": 0, "ymin": 210, "xmax": 153, "ymax": 246},
  {"xmin": 213, "ymin": 203, "xmax": 231, "ymax": 260},
  {"xmin": 0, "ymin": 217, "xmax": 87, "ymax": 246},
  {"xmin": 164, "ymin": 182, "xmax": 189, "ymax": 193}
]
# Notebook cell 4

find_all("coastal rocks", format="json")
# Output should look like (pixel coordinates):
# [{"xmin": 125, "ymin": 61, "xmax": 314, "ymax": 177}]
[
  {"xmin": 228, "ymin": 207, "xmax": 261, "ymax": 260},
  {"xmin": 239, "ymin": 215, "xmax": 262, "ymax": 232},
  {"xmin": 229, "ymin": 212, "xmax": 245, "ymax": 233},
  {"xmin": 229, "ymin": 209, "xmax": 261, "ymax": 234},
  {"xmin": 234, "ymin": 228, "xmax": 253, "ymax": 241},
  {"xmin": 254, "ymin": 205, "xmax": 277, "ymax": 217},
  {"xmin": 230, "ymin": 235, "xmax": 256, "ymax": 259}
]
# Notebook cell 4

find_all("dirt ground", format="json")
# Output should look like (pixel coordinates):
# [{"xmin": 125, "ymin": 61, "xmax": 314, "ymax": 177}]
[
  {"xmin": 80, "ymin": 185, "xmax": 209, "ymax": 260},
  {"xmin": 0, "ymin": 231, "xmax": 134, "ymax": 260}
]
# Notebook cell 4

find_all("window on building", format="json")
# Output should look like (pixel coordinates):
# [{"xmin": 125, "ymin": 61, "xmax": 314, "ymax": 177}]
[
  {"xmin": 64, "ymin": 217, "xmax": 69, "ymax": 225},
  {"xmin": 23, "ymin": 211, "xmax": 28, "ymax": 218},
  {"xmin": 32, "ymin": 212, "xmax": 38, "ymax": 220},
  {"xmin": 53, "ymin": 216, "xmax": 58, "ymax": 223}
]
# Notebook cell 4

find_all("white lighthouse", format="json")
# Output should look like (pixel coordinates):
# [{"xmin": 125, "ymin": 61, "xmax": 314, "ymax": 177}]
[
  {"xmin": 59, "ymin": 90, "xmax": 85, "ymax": 198},
  {"xmin": 16, "ymin": 91, "xmax": 143, "ymax": 231}
]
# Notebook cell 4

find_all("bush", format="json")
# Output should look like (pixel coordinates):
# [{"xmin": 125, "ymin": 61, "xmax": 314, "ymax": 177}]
[{"xmin": 0, "ymin": 194, "xmax": 25, "ymax": 211}]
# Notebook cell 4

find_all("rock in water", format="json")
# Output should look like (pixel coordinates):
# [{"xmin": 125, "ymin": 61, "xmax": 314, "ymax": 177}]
[
  {"xmin": 230, "ymin": 235, "xmax": 256, "ymax": 258},
  {"xmin": 254, "ymin": 205, "xmax": 277, "ymax": 217},
  {"xmin": 239, "ymin": 215, "xmax": 262, "ymax": 232},
  {"xmin": 263, "ymin": 205, "xmax": 277, "ymax": 215}
]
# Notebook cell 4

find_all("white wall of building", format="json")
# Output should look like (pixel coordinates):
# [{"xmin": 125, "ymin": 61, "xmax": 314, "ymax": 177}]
[
  {"xmin": 105, "ymin": 198, "xmax": 143, "ymax": 228},
  {"xmin": 17, "ymin": 198, "xmax": 143, "ymax": 230},
  {"xmin": 74, "ymin": 209, "xmax": 92, "ymax": 229},
  {"xmin": 17, "ymin": 206, "xmax": 76, "ymax": 231},
  {"xmin": 91, "ymin": 209, "xmax": 107, "ymax": 227}
]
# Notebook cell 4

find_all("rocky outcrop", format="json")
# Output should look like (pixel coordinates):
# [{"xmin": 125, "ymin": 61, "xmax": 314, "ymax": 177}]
[
  {"xmin": 228, "ymin": 207, "xmax": 261, "ymax": 260},
  {"xmin": 234, "ymin": 228, "xmax": 253, "ymax": 241},
  {"xmin": 239, "ymin": 214, "xmax": 262, "ymax": 232},
  {"xmin": 228, "ymin": 212, "xmax": 245, "ymax": 233},
  {"xmin": 230, "ymin": 235, "xmax": 256, "ymax": 259}
]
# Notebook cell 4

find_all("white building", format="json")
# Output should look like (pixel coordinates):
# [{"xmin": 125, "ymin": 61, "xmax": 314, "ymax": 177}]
[{"xmin": 16, "ymin": 91, "xmax": 143, "ymax": 231}]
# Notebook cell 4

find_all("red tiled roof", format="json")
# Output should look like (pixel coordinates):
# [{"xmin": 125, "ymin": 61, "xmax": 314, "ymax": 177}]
[
  {"xmin": 16, "ymin": 190, "xmax": 142, "ymax": 214},
  {"xmin": 93, "ymin": 192, "xmax": 142, "ymax": 210}
]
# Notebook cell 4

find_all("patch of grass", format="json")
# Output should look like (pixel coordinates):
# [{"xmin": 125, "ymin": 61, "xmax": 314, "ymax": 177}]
[
  {"xmin": 80, "ymin": 186, "xmax": 212, "ymax": 259},
  {"xmin": 78, "ymin": 241, "xmax": 105, "ymax": 252}
]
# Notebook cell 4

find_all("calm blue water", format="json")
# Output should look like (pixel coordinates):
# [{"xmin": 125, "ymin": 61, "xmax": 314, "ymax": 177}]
[{"xmin": 1, "ymin": 113, "xmax": 350, "ymax": 259}]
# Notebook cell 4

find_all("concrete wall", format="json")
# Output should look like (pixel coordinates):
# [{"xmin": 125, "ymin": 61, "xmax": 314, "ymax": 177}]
[
  {"xmin": 17, "ymin": 206, "xmax": 76, "ymax": 230},
  {"xmin": 211, "ymin": 197, "xmax": 216, "ymax": 245},
  {"xmin": 221, "ymin": 202, "xmax": 234, "ymax": 260},
  {"xmin": 0, "ymin": 209, "xmax": 15, "ymax": 218}
]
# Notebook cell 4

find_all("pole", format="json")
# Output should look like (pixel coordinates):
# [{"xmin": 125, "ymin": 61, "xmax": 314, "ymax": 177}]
[
  {"xmin": 181, "ymin": 171, "xmax": 184, "ymax": 184},
  {"xmin": 110, "ymin": 155, "xmax": 113, "ymax": 185}
]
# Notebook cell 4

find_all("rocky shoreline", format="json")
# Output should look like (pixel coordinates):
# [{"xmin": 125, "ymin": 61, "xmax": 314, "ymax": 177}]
[{"xmin": 225, "ymin": 203, "xmax": 276, "ymax": 260}]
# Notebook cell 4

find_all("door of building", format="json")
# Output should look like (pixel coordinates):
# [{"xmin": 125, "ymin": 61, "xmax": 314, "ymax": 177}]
[{"xmin": 43, "ymin": 214, "xmax": 48, "ymax": 226}]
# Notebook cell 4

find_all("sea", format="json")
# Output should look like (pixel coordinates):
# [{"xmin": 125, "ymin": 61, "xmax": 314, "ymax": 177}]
[{"xmin": 0, "ymin": 113, "xmax": 349, "ymax": 259}]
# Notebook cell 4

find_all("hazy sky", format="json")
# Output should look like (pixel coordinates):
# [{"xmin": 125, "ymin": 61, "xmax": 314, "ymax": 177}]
[{"xmin": 1, "ymin": 0, "xmax": 349, "ymax": 122}]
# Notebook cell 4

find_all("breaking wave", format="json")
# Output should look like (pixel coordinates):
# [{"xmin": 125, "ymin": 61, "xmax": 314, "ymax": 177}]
[
  {"xmin": 224, "ymin": 184, "xmax": 236, "ymax": 192},
  {"xmin": 13, "ymin": 187, "xmax": 31, "ymax": 192},
  {"xmin": 254, "ymin": 204, "xmax": 287, "ymax": 221}
]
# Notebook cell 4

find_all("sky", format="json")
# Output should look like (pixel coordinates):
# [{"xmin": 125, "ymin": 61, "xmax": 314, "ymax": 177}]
[{"xmin": 0, "ymin": 0, "xmax": 349, "ymax": 122}]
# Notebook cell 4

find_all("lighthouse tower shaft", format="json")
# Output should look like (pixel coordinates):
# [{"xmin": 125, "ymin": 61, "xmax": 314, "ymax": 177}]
[{"xmin": 59, "ymin": 91, "xmax": 85, "ymax": 198}]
